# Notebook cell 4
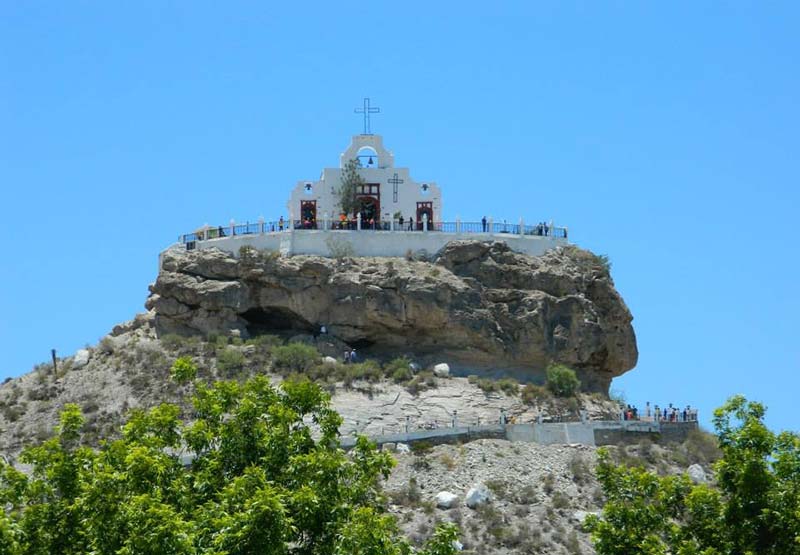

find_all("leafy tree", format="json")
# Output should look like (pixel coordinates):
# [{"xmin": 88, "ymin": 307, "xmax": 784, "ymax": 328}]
[
  {"xmin": 338, "ymin": 158, "xmax": 364, "ymax": 217},
  {"xmin": 0, "ymin": 376, "xmax": 460, "ymax": 555},
  {"xmin": 545, "ymin": 363, "xmax": 581, "ymax": 397},
  {"xmin": 587, "ymin": 395, "xmax": 800, "ymax": 555},
  {"xmin": 170, "ymin": 356, "xmax": 197, "ymax": 384}
]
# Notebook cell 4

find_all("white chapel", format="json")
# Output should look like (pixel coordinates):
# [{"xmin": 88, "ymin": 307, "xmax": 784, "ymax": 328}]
[{"xmin": 287, "ymin": 103, "xmax": 442, "ymax": 229}]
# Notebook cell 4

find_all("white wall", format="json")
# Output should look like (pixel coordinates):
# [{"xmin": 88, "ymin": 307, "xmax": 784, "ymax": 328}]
[{"xmin": 167, "ymin": 228, "xmax": 567, "ymax": 263}]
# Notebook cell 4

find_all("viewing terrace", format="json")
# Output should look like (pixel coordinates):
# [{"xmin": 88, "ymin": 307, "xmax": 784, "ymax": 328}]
[{"xmin": 167, "ymin": 216, "xmax": 569, "ymax": 260}]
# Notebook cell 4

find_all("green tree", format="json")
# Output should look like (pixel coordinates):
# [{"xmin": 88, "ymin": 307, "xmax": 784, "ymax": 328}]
[
  {"xmin": 170, "ymin": 356, "xmax": 197, "ymax": 384},
  {"xmin": 545, "ymin": 363, "xmax": 581, "ymax": 397},
  {"xmin": 0, "ymin": 376, "xmax": 459, "ymax": 555},
  {"xmin": 587, "ymin": 395, "xmax": 800, "ymax": 555},
  {"xmin": 338, "ymin": 158, "xmax": 364, "ymax": 217}
]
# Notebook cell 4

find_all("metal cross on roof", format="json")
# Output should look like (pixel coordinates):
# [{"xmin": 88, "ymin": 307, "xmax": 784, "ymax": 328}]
[{"xmin": 354, "ymin": 97, "xmax": 380, "ymax": 135}]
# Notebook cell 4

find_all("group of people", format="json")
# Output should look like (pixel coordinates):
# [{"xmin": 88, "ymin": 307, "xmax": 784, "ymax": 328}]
[
  {"xmin": 343, "ymin": 349, "xmax": 358, "ymax": 364},
  {"xmin": 622, "ymin": 402, "xmax": 698, "ymax": 423}
]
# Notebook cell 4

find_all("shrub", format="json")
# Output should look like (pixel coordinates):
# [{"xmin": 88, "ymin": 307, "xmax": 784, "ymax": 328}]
[
  {"xmin": 160, "ymin": 334, "xmax": 187, "ymax": 352},
  {"xmin": 271, "ymin": 342, "xmax": 319, "ymax": 374},
  {"xmin": 216, "ymin": 347, "xmax": 246, "ymax": 377},
  {"xmin": 497, "ymin": 378, "xmax": 520, "ymax": 396},
  {"xmin": 521, "ymin": 383, "xmax": 550, "ymax": 405},
  {"xmin": 384, "ymin": 357, "xmax": 412, "ymax": 380},
  {"xmin": 170, "ymin": 356, "xmax": 197, "ymax": 384},
  {"xmin": 545, "ymin": 364, "xmax": 580, "ymax": 397},
  {"xmin": 392, "ymin": 366, "xmax": 413, "ymax": 383},
  {"xmin": 568, "ymin": 453, "xmax": 591, "ymax": 485},
  {"xmin": 476, "ymin": 378, "xmax": 499, "ymax": 394}
]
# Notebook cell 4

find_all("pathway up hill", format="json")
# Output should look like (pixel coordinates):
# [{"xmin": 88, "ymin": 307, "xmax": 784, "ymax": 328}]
[{"xmin": 148, "ymin": 240, "xmax": 637, "ymax": 393}]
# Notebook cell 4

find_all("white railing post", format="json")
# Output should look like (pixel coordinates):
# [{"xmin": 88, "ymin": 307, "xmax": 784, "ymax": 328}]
[
  {"xmin": 390, "ymin": 217, "xmax": 395, "ymax": 232},
  {"xmin": 456, "ymin": 216, "xmax": 461, "ymax": 233},
  {"xmin": 357, "ymin": 213, "xmax": 362, "ymax": 231},
  {"xmin": 323, "ymin": 212, "xmax": 329, "ymax": 231},
  {"xmin": 258, "ymin": 216, "xmax": 265, "ymax": 234},
  {"xmin": 423, "ymin": 213, "xmax": 428, "ymax": 232},
  {"xmin": 519, "ymin": 217, "xmax": 524, "ymax": 236},
  {"xmin": 289, "ymin": 211, "xmax": 294, "ymax": 234},
  {"xmin": 230, "ymin": 219, "xmax": 235, "ymax": 236},
  {"xmin": 488, "ymin": 217, "xmax": 494, "ymax": 233}
]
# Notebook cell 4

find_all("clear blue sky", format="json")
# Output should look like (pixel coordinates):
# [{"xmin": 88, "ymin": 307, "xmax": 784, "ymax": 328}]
[{"xmin": 2, "ymin": 3, "xmax": 798, "ymax": 432}]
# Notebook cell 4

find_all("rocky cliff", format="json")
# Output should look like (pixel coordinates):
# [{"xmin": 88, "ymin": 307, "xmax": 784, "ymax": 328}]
[{"xmin": 147, "ymin": 241, "xmax": 637, "ymax": 392}]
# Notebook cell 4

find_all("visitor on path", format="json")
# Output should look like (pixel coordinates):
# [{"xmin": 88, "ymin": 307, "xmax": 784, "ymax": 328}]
[
  {"xmin": 279, "ymin": 216, "xmax": 285, "ymax": 231},
  {"xmin": 399, "ymin": 215, "xmax": 404, "ymax": 228},
  {"xmin": 343, "ymin": 350, "xmax": 351, "ymax": 364},
  {"xmin": 408, "ymin": 216, "xmax": 414, "ymax": 231},
  {"xmin": 481, "ymin": 216, "xmax": 487, "ymax": 232},
  {"xmin": 350, "ymin": 349, "xmax": 357, "ymax": 363}
]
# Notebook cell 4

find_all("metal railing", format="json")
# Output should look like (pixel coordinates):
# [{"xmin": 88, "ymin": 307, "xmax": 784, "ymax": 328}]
[{"xmin": 181, "ymin": 220, "xmax": 568, "ymax": 243}]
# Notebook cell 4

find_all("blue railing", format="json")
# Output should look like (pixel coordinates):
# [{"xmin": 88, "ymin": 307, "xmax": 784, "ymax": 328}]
[{"xmin": 181, "ymin": 221, "xmax": 568, "ymax": 243}]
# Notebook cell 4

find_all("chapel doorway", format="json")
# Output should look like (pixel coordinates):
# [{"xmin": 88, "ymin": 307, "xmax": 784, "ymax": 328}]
[
  {"xmin": 300, "ymin": 200, "xmax": 317, "ymax": 229},
  {"xmin": 416, "ymin": 202, "xmax": 433, "ymax": 230},
  {"xmin": 357, "ymin": 183, "xmax": 381, "ymax": 228}
]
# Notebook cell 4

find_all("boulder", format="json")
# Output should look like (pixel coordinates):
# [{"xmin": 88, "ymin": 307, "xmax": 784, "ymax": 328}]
[
  {"xmin": 687, "ymin": 464, "xmax": 707, "ymax": 484},
  {"xmin": 396, "ymin": 443, "xmax": 410, "ymax": 454},
  {"xmin": 148, "ymin": 241, "xmax": 638, "ymax": 392},
  {"xmin": 572, "ymin": 510, "xmax": 600, "ymax": 523},
  {"xmin": 434, "ymin": 491, "xmax": 459, "ymax": 509},
  {"xmin": 73, "ymin": 349, "xmax": 91, "ymax": 369},
  {"xmin": 433, "ymin": 363, "xmax": 450, "ymax": 378},
  {"xmin": 465, "ymin": 483, "xmax": 492, "ymax": 509},
  {"xmin": 323, "ymin": 356, "xmax": 338, "ymax": 365}
]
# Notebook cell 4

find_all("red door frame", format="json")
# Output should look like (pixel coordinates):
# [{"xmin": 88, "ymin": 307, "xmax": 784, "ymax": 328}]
[{"xmin": 416, "ymin": 202, "xmax": 433, "ymax": 230}]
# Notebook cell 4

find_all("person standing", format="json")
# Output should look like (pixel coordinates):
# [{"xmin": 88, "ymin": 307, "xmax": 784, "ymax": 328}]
[{"xmin": 481, "ymin": 216, "xmax": 487, "ymax": 232}]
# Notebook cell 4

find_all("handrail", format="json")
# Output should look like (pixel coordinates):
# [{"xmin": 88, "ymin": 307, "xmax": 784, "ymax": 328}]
[{"xmin": 181, "ymin": 221, "xmax": 568, "ymax": 243}]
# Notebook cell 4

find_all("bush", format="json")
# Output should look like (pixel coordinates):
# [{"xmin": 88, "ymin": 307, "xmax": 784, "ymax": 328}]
[
  {"xmin": 384, "ymin": 357, "xmax": 412, "ymax": 381},
  {"xmin": 170, "ymin": 356, "xmax": 197, "ymax": 384},
  {"xmin": 497, "ymin": 378, "xmax": 520, "ymax": 396},
  {"xmin": 521, "ymin": 383, "xmax": 550, "ymax": 405},
  {"xmin": 216, "ymin": 347, "xmax": 246, "ymax": 377},
  {"xmin": 476, "ymin": 378, "xmax": 499, "ymax": 394},
  {"xmin": 160, "ymin": 334, "xmax": 187, "ymax": 352},
  {"xmin": 271, "ymin": 342, "xmax": 320, "ymax": 374},
  {"xmin": 545, "ymin": 364, "xmax": 580, "ymax": 397}
]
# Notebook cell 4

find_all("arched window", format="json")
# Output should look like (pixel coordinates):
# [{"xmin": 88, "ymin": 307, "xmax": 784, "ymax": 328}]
[{"xmin": 357, "ymin": 146, "xmax": 378, "ymax": 168}]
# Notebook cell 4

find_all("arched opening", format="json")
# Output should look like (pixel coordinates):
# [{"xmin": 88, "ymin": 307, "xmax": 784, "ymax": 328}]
[
  {"xmin": 358, "ymin": 196, "xmax": 380, "ymax": 226},
  {"xmin": 242, "ymin": 307, "xmax": 314, "ymax": 337},
  {"xmin": 357, "ymin": 146, "xmax": 378, "ymax": 168}
]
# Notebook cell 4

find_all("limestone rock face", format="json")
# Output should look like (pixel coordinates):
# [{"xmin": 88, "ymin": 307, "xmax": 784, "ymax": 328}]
[{"xmin": 147, "ymin": 241, "xmax": 638, "ymax": 392}]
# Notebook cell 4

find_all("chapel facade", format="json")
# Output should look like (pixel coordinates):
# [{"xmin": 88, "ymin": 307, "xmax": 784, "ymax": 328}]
[{"xmin": 287, "ymin": 134, "xmax": 442, "ymax": 229}]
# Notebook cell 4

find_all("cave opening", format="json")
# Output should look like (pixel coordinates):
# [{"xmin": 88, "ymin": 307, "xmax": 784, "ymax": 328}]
[{"xmin": 242, "ymin": 307, "xmax": 315, "ymax": 337}]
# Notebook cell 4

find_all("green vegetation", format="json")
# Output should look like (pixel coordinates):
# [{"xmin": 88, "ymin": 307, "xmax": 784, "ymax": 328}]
[
  {"xmin": 169, "ymin": 356, "xmax": 197, "ymax": 384},
  {"xmin": 271, "ymin": 342, "xmax": 320, "ymax": 373},
  {"xmin": 587, "ymin": 395, "xmax": 800, "ymax": 555},
  {"xmin": 338, "ymin": 158, "xmax": 364, "ymax": 216},
  {"xmin": 215, "ymin": 345, "xmax": 246, "ymax": 377},
  {"xmin": 0, "ymin": 376, "xmax": 459, "ymax": 555},
  {"xmin": 521, "ymin": 383, "xmax": 551, "ymax": 405},
  {"xmin": 545, "ymin": 364, "xmax": 580, "ymax": 397}
]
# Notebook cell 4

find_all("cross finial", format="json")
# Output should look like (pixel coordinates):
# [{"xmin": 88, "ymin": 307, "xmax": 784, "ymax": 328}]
[{"xmin": 354, "ymin": 97, "xmax": 380, "ymax": 135}]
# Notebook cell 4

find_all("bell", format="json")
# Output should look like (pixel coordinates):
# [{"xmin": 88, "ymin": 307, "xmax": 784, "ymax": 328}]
[{"xmin": 368, "ymin": 156, "xmax": 374, "ymax": 165}]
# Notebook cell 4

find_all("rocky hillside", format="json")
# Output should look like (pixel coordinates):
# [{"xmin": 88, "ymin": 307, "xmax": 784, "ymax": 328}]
[
  {"xmin": 0, "ymin": 240, "xmax": 663, "ymax": 554},
  {"xmin": 148, "ymin": 241, "xmax": 637, "ymax": 392}
]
